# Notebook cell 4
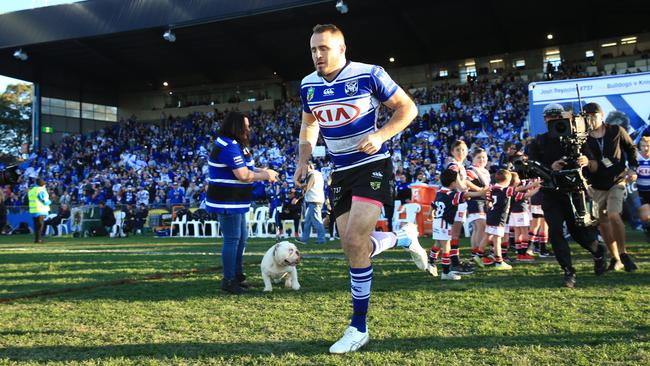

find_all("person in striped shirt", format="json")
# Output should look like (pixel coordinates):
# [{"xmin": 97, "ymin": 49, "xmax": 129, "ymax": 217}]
[
  {"xmin": 206, "ymin": 112, "xmax": 278, "ymax": 295},
  {"xmin": 296, "ymin": 24, "xmax": 428, "ymax": 354}
]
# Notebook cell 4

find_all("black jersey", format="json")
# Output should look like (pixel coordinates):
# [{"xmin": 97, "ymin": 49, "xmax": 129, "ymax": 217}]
[
  {"xmin": 509, "ymin": 184, "xmax": 528, "ymax": 213},
  {"xmin": 446, "ymin": 161, "xmax": 467, "ymax": 181},
  {"xmin": 486, "ymin": 185, "xmax": 514, "ymax": 226},
  {"xmin": 466, "ymin": 165, "xmax": 489, "ymax": 201},
  {"xmin": 432, "ymin": 188, "xmax": 466, "ymax": 226}
]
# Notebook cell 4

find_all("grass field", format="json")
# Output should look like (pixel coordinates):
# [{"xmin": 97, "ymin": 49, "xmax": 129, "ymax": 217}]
[{"xmin": 0, "ymin": 232, "xmax": 648, "ymax": 365}]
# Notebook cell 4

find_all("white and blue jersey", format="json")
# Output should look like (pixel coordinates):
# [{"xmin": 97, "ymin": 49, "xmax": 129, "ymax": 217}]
[
  {"xmin": 636, "ymin": 153, "xmax": 650, "ymax": 192},
  {"xmin": 206, "ymin": 136, "xmax": 255, "ymax": 214},
  {"xmin": 300, "ymin": 61, "xmax": 399, "ymax": 171}
]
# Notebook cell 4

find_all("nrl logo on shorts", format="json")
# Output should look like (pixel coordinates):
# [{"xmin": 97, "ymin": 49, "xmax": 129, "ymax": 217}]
[
  {"xmin": 344, "ymin": 79, "xmax": 358, "ymax": 96},
  {"xmin": 370, "ymin": 181, "xmax": 381, "ymax": 190},
  {"xmin": 307, "ymin": 87, "xmax": 315, "ymax": 101}
]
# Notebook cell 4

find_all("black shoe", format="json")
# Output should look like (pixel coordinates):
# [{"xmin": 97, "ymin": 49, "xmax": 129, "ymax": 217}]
[
  {"xmin": 450, "ymin": 262, "xmax": 474, "ymax": 275},
  {"xmin": 236, "ymin": 273, "xmax": 250, "ymax": 289},
  {"xmin": 563, "ymin": 269, "xmax": 576, "ymax": 288},
  {"xmin": 620, "ymin": 253, "xmax": 638, "ymax": 272},
  {"xmin": 594, "ymin": 256, "xmax": 607, "ymax": 276},
  {"xmin": 221, "ymin": 279, "xmax": 245, "ymax": 294}
]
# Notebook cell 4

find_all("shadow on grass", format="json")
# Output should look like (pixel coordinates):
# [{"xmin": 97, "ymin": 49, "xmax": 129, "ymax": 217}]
[
  {"xmin": 3, "ymin": 258, "xmax": 649, "ymax": 303},
  {"xmin": 0, "ymin": 330, "xmax": 66, "ymax": 336},
  {"xmin": 2, "ymin": 327, "xmax": 647, "ymax": 361}
]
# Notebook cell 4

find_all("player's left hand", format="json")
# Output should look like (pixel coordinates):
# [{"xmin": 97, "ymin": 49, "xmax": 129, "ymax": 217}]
[{"xmin": 357, "ymin": 133, "xmax": 384, "ymax": 155}]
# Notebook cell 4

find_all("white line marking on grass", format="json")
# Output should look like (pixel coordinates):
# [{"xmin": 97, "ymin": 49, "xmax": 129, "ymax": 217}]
[{"xmin": 0, "ymin": 247, "xmax": 413, "ymax": 262}]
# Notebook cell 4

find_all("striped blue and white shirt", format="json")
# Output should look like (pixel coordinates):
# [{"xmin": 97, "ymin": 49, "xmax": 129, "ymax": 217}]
[
  {"xmin": 300, "ymin": 61, "xmax": 399, "ymax": 171},
  {"xmin": 637, "ymin": 153, "xmax": 650, "ymax": 192},
  {"xmin": 206, "ymin": 136, "xmax": 255, "ymax": 214}
]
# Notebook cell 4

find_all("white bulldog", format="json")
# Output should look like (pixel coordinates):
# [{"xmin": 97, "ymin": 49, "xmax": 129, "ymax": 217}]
[{"xmin": 261, "ymin": 241, "xmax": 301, "ymax": 292}]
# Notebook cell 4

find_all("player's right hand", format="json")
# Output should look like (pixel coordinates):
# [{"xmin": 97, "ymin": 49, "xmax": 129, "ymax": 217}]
[
  {"xmin": 294, "ymin": 162, "xmax": 308, "ymax": 186},
  {"xmin": 266, "ymin": 169, "xmax": 279, "ymax": 183}
]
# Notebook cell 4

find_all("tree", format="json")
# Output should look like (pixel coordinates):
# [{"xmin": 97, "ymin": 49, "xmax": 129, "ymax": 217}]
[{"xmin": 0, "ymin": 83, "xmax": 32, "ymax": 155}]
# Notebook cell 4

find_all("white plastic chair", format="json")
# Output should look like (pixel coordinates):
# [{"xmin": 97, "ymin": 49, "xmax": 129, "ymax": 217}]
[
  {"xmin": 111, "ymin": 211, "xmax": 126, "ymax": 238},
  {"xmin": 251, "ymin": 206, "xmax": 269, "ymax": 237},
  {"xmin": 44, "ymin": 213, "xmax": 57, "ymax": 236},
  {"xmin": 282, "ymin": 219, "xmax": 299, "ymax": 238},
  {"xmin": 266, "ymin": 207, "xmax": 279, "ymax": 236},
  {"xmin": 58, "ymin": 218, "xmax": 70, "ymax": 236},
  {"xmin": 171, "ymin": 214, "xmax": 187, "ymax": 237},
  {"xmin": 202, "ymin": 219, "xmax": 220, "ymax": 237},
  {"xmin": 246, "ymin": 207, "xmax": 255, "ymax": 237},
  {"xmin": 186, "ymin": 215, "xmax": 203, "ymax": 238},
  {"xmin": 394, "ymin": 203, "xmax": 421, "ymax": 228}
]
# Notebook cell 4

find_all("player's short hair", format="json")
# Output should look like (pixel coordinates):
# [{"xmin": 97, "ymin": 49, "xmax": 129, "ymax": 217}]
[
  {"xmin": 312, "ymin": 24, "xmax": 344, "ymax": 36},
  {"xmin": 495, "ymin": 169, "xmax": 511, "ymax": 184},
  {"xmin": 640, "ymin": 135, "xmax": 650, "ymax": 145},
  {"xmin": 440, "ymin": 169, "xmax": 458, "ymax": 188}
]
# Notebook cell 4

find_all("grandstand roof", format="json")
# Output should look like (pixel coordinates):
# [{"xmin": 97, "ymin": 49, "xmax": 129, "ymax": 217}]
[{"xmin": 0, "ymin": 0, "xmax": 647, "ymax": 98}]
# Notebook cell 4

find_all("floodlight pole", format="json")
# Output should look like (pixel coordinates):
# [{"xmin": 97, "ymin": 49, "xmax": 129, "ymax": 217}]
[{"xmin": 31, "ymin": 82, "xmax": 41, "ymax": 152}]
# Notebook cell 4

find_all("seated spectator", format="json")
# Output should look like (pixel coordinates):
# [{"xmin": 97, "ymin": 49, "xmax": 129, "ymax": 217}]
[
  {"xmin": 135, "ymin": 203, "xmax": 149, "ymax": 234},
  {"xmin": 123, "ymin": 204, "xmax": 137, "ymax": 235},
  {"xmin": 43, "ymin": 203, "xmax": 71, "ymax": 236},
  {"xmin": 276, "ymin": 188, "xmax": 302, "ymax": 238},
  {"xmin": 94, "ymin": 201, "xmax": 116, "ymax": 236}
]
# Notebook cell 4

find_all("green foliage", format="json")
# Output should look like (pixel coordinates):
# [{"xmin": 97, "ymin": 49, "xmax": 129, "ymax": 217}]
[
  {"xmin": 0, "ymin": 234, "xmax": 648, "ymax": 365},
  {"xmin": 0, "ymin": 83, "xmax": 32, "ymax": 155}
]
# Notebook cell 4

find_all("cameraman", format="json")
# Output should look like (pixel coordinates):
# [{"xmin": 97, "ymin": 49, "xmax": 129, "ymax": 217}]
[
  {"xmin": 526, "ymin": 103, "xmax": 606, "ymax": 288},
  {"xmin": 584, "ymin": 102, "xmax": 638, "ymax": 272}
]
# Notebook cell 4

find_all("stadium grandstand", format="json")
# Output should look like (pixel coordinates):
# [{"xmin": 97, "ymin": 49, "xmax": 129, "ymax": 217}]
[{"xmin": 1, "ymin": 0, "xmax": 648, "ymax": 219}]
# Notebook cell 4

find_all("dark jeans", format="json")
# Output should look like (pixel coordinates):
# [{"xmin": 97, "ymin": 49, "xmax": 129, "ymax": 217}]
[
  {"xmin": 218, "ymin": 212, "xmax": 247, "ymax": 281},
  {"xmin": 33, "ymin": 215, "xmax": 44, "ymax": 242},
  {"xmin": 43, "ymin": 216, "xmax": 62, "ymax": 236},
  {"xmin": 542, "ymin": 193, "xmax": 602, "ymax": 271},
  {"xmin": 277, "ymin": 212, "xmax": 300, "ymax": 234}
]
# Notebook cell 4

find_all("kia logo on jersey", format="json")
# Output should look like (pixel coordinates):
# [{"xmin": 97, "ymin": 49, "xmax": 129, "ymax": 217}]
[{"xmin": 311, "ymin": 102, "xmax": 361, "ymax": 128}]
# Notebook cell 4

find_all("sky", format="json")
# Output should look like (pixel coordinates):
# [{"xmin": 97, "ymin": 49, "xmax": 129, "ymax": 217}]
[{"xmin": 0, "ymin": 1, "xmax": 85, "ymax": 92}]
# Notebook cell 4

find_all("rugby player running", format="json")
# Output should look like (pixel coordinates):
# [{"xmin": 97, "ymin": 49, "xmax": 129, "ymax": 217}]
[{"xmin": 295, "ymin": 24, "xmax": 428, "ymax": 354}]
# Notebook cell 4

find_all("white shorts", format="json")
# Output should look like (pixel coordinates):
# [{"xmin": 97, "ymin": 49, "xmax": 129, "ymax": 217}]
[
  {"xmin": 466, "ymin": 212, "xmax": 486, "ymax": 225},
  {"xmin": 431, "ymin": 218, "xmax": 452, "ymax": 241},
  {"xmin": 486, "ymin": 225, "xmax": 505, "ymax": 237},
  {"xmin": 509, "ymin": 212, "xmax": 531, "ymax": 227},
  {"xmin": 454, "ymin": 203, "xmax": 467, "ymax": 223},
  {"xmin": 530, "ymin": 205, "xmax": 543, "ymax": 215}
]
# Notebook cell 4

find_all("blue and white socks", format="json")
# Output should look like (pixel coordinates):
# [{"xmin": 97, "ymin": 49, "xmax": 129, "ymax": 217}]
[
  {"xmin": 394, "ymin": 227, "xmax": 413, "ymax": 248},
  {"xmin": 370, "ymin": 231, "xmax": 398, "ymax": 257},
  {"xmin": 349, "ymin": 266, "xmax": 372, "ymax": 333}
]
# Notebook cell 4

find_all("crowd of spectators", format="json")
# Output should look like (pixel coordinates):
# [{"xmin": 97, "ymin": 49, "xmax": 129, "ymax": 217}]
[{"xmin": 1, "ymin": 74, "xmax": 557, "ymax": 213}]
